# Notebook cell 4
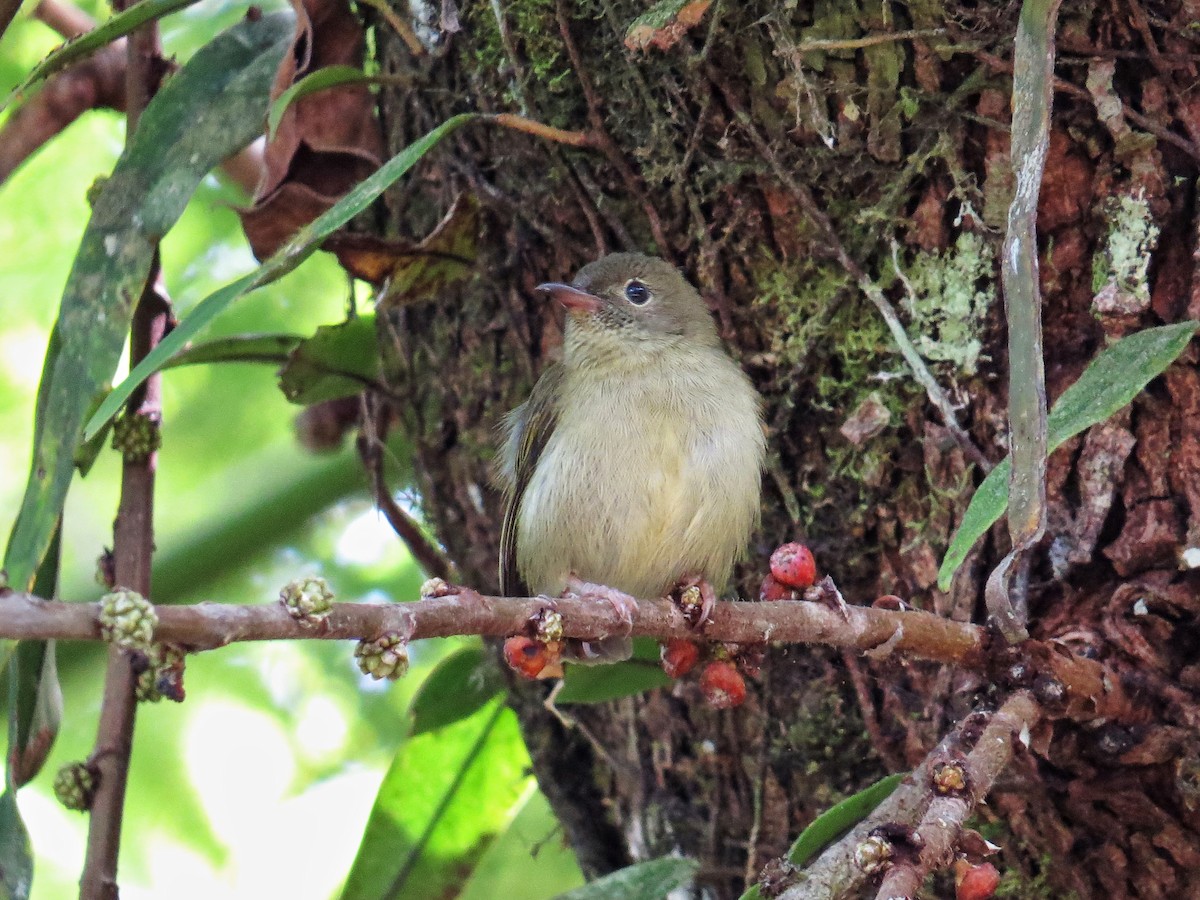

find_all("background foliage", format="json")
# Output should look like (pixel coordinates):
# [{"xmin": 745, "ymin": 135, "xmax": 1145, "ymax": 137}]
[{"xmin": 0, "ymin": 7, "xmax": 582, "ymax": 896}]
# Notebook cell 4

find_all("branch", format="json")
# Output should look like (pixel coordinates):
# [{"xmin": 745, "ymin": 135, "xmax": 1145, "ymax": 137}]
[
  {"xmin": 1, "ymin": 0, "xmax": 264, "ymax": 192},
  {"xmin": 873, "ymin": 692, "xmax": 1039, "ymax": 899},
  {"xmin": 778, "ymin": 692, "xmax": 1038, "ymax": 899},
  {"xmin": 0, "ymin": 0, "xmax": 126, "ymax": 185},
  {"xmin": 356, "ymin": 402, "xmax": 458, "ymax": 583},
  {"xmin": 0, "ymin": 587, "xmax": 1132, "ymax": 721},
  {"xmin": 80, "ymin": 11, "xmax": 166, "ymax": 897}
]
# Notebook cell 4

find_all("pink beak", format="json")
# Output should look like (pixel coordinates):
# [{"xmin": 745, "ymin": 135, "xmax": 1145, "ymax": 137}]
[{"xmin": 537, "ymin": 282, "xmax": 602, "ymax": 314}]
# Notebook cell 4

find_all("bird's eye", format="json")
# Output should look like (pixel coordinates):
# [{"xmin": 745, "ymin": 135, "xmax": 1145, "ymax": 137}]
[{"xmin": 624, "ymin": 280, "xmax": 652, "ymax": 305}]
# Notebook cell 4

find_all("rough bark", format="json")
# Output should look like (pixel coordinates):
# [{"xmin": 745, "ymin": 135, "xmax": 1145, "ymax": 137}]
[{"xmin": 368, "ymin": 2, "xmax": 1200, "ymax": 897}]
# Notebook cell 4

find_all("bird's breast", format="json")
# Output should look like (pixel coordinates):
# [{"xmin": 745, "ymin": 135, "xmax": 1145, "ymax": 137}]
[{"xmin": 516, "ymin": 354, "xmax": 763, "ymax": 599}]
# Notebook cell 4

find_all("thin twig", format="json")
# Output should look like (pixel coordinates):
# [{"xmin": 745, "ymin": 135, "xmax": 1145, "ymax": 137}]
[
  {"xmin": 973, "ymin": 49, "xmax": 1200, "ymax": 162},
  {"xmin": 3, "ymin": 0, "xmax": 264, "ymax": 192},
  {"xmin": 488, "ymin": 112, "xmax": 593, "ymax": 148},
  {"xmin": 792, "ymin": 29, "xmax": 946, "ymax": 53},
  {"xmin": 356, "ymin": 0, "xmax": 425, "ymax": 58},
  {"xmin": 356, "ymin": 403, "xmax": 457, "ymax": 582},
  {"xmin": 780, "ymin": 693, "xmax": 1039, "ymax": 900},
  {"xmin": 1125, "ymin": 0, "xmax": 1200, "ymax": 150},
  {"xmin": 488, "ymin": 0, "xmax": 529, "ymax": 114},
  {"xmin": 554, "ymin": 0, "xmax": 670, "ymax": 254}
]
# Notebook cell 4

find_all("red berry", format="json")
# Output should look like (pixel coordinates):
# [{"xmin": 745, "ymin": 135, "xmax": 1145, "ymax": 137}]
[
  {"xmin": 504, "ymin": 636, "xmax": 549, "ymax": 679},
  {"xmin": 955, "ymin": 862, "xmax": 1000, "ymax": 900},
  {"xmin": 699, "ymin": 661, "xmax": 746, "ymax": 709},
  {"xmin": 759, "ymin": 573, "xmax": 798, "ymax": 602},
  {"xmin": 660, "ymin": 639, "xmax": 700, "ymax": 678},
  {"xmin": 770, "ymin": 542, "xmax": 817, "ymax": 589}
]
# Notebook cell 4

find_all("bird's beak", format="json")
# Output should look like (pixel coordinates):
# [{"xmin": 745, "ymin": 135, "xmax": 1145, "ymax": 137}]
[{"xmin": 536, "ymin": 282, "xmax": 602, "ymax": 314}]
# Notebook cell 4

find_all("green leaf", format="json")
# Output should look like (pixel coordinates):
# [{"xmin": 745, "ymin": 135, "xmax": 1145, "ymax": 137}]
[
  {"xmin": 556, "ymin": 659, "xmax": 672, "ymax": 705},
  {"xmin": 937, "ymin": 321, "xmax": 1199, "ymax": 590},
  {"xmin": 2, "ymin": 11, "xmax": 294, "ymax": 592},
  {"xmin": 340, "ymin": 702, "xmax": 531, "ymax": 900},
  {"xmin": 785, "ymin": 772, "xmax": 905, "ymax": 868},
  {"xmin": 7, "ymin": 522, "xmax": 62, "ymax": 790},
  {"xmin": 279, "ymin": 316, "xmax": 379, "ymax": 404},
  {"xmin": 408, "ymin": 643, "xmax": 504, "ymax": 737},
  {"xmin": 162, "ymin": 333, "xmax": 303, "ymax": 369},
  {"xmin": 6, "ymin": 642, "xmax": 60, "ymax": 790},
  {"xmin": 0, "ymin": 790, "xmax": 32, "ymax": 900},
  {"xmin": 85, "ymin": 112, "xmax": 477, "ymax": 442},
  {"xmin": 267, "ymin": 65, "xmax": 372, "ymax": 139},
  {"xmin": 555, "ymin": 857, "xmax": 698, "ymax": 900},
  {"xmin": 3, "ymin": 0, "xmax": 205, "ymax": 110}
]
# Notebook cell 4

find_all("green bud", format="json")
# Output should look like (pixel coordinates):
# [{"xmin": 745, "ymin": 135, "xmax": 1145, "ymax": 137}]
[
  {"xmin": 279, "ymin": 575, "xmax": 334, "ymax": 626},
  {"xmin": 99, "ymin": 588, "xmax": 157, "ymax": 651},
  {"xmin": 354, "ymin": 632, "xmax": 410, "ymax": 681}
]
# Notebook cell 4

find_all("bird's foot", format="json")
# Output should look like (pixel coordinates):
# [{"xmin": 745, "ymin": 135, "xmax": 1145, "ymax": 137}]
[
  {"xmin": 563, "ymin": 575, "xmax": 638, "ymax": 635},
  {"xmin": 672, "ymin": 575, "xmax": 716, "ymax": 630},
  {"xmin": 559, "ymin": 576, "xmax": 636, "ymax": 664}
]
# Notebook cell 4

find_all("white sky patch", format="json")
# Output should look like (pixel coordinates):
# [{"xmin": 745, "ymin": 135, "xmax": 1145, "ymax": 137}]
[
  {"xmin": 334, "ymin": 506, "xmax": 400, "ymax": 567},
  {"xmin": 294, "ymin": 694, "xmax": 350, "ymax": 762},
  {"xmin": 0, "ymin": 324, "xmax": 50, "ymax": 392}
]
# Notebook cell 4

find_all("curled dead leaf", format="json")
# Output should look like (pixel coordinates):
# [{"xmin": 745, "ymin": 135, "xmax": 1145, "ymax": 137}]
[
  {"xmin": 624, "ymin": 0, "xmax": 711, "ymax": 52},
  {"xmin": 325, "ymin": 193, "xmax": 479, "ymax": 309}
]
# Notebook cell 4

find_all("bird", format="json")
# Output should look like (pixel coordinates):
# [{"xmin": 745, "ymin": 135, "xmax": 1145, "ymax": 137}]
[{"xmin": 497, "ymin": 252, "xmax": 765, "ymax": 663}]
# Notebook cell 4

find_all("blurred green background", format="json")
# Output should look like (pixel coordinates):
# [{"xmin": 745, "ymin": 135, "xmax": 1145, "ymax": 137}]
[{"xmin": 0, "ymin": 4, "xmax": 582, "ymax": 896}]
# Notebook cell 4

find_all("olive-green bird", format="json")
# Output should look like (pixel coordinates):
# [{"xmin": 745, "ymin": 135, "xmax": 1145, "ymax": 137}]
[{"xmin": 498, "ymin": 253, "xmax": 766, "ymax": 662}]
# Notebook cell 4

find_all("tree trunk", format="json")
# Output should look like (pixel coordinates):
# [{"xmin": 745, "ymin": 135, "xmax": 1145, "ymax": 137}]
[{"xmin": 370, "ymin": 2, "xmax": 1200, "ymax": 896}]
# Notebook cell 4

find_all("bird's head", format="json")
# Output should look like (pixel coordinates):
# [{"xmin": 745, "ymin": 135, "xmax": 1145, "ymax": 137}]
[{"xmin": 536, "ymin": 253, "xmax": 721, "ymax": 361}]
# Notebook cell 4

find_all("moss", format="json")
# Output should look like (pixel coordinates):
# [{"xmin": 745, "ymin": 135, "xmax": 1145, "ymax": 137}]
[
  {"xmin": 902, "ymin": 230, "xmax": 995, "ymax": 376},
  {"xmin": 463, "ymin": 0, "xmax": 578, "ymax": 121},
  {"xmin": 994, "ymin": 854, "xmax": 1076, "ymax": 899},
  {"xmin": 1091, "ymin": 191, "xmax": 1158, "ymax": 306}
]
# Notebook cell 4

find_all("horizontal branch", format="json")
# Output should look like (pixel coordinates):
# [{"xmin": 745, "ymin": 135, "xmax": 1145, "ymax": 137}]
[
  {"xmin": 0, "ymin": 586, "xmax": 1130, "ymax": 721},
  {"xmin": 0, "ymin": 588, "xmax": 982, "ymax": 659}
]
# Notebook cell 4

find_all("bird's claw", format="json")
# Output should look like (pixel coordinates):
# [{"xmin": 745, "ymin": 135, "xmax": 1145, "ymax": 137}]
[{"xmin": 563, "ymin": 575, "xmax": 637, "ymax": 636}]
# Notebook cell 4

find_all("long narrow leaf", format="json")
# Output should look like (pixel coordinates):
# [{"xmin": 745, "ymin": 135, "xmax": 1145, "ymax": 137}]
[
  {"xmin": 555, "ymin": 858, "xmax": 699, "ymax": 900},
  {"xmin": 938, "ymin": 321, "xmax": 1198, "ymax": 589},
  {"xmin": 5, "ymin": 527, "xmax": 61, "ymax": 789},
  {"xmin": 267, "ymin": 64, "xmax": 373, "ymax": 139},
  {"xmin": 785, "ymin": 772, "xmax": 905, "ymax": 867},
  {"xmin": 1, "ymin": 12, "xmax": 293, "ymax": 591},
  {"xmin": 2, "ymin": 0, "xmax": 205, "ymax": 110},
  {"xmin": 0, "ymin": 790, "xmax": 32, "ymax": 900},
  {"xmin": 161, "ymin": 333, "xmax": 303, "ymax": 369},
  {"xmin": 85, "ymin": 112, "xmax": 477, "ymax": 441},
  {"xmin": 340, "ymin": 701, "xmax": 529, "ymax": 900}
]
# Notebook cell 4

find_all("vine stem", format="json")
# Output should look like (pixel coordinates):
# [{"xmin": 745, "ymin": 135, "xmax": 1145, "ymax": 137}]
[{"xmin": 79, "ymin": 8, "xmax": 167, "ymax": 897}]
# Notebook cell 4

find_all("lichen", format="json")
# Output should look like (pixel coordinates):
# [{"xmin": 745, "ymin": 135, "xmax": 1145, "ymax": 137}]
[
  {"xmin": 1091, "ymin": 191, "xmax": 1158, "ymax": 314},
  {"xmin": 752, "ymin": 257, "xmax": 915, "ymax": 557},
  {"xmin": 901, "ymin": 230, "xmax": 995, "ymax": 376}
]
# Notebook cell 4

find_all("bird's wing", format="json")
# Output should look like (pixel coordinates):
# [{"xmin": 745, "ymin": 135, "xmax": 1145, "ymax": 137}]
[{"xmin": 498, "ymin": 364, "xmax": 564, "ymax": 596}]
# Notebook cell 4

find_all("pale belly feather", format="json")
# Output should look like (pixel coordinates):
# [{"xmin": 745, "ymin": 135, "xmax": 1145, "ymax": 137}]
[{"xmin": 516, "ymin": 357, "xmax": 763, "ymax": 599}]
